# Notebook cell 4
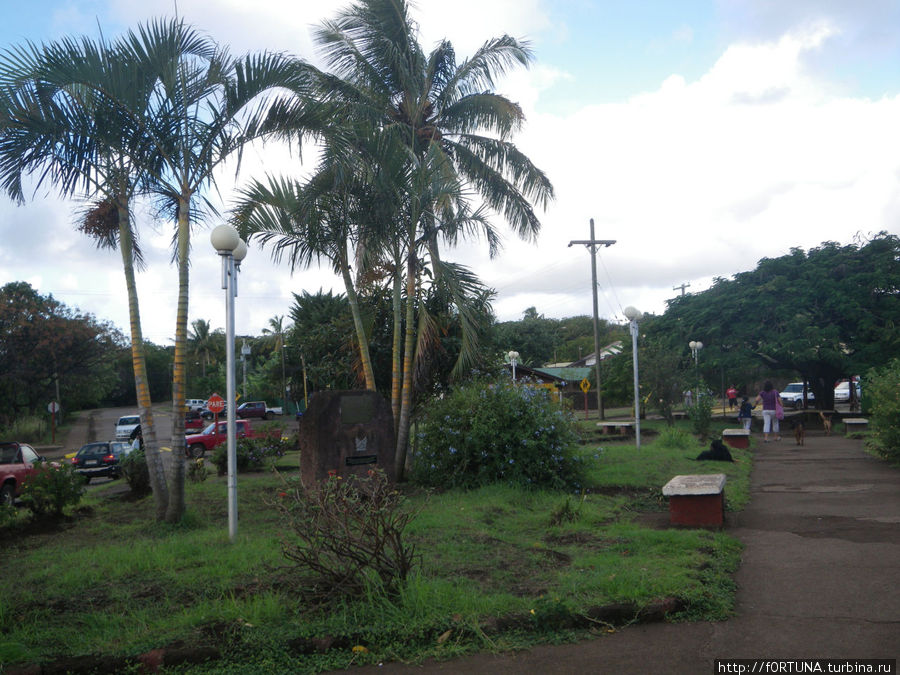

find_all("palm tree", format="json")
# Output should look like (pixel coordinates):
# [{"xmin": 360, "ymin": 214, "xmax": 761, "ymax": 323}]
[
  {"xmin": 306, "ymin": 0, "xmax": 555, "ymax": 475},
  {"xmin": 0, "ymin": 35, "xmax": 171, "ymax": 516},
  {"xmin": 261, "ymin": 315, "xmax": 289, "ymax": 405},
  {"xmin": 188, "ymin": 319, "xmax": 215, "ymax": 377}
]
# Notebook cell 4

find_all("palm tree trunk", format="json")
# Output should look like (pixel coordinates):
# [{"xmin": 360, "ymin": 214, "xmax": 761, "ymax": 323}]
[
  {"xmin": 339, "ymin": 248, "xmax": 376, "ymax": 390},
  {"xmin": 390, "ymin": 242, "xmax": 403, "ymax": 428},
  {"xmin": 166, "ymin": 195, "xmax": 190, "ymax": 523},
  {"xmin": 117, "ymin": 201, "xmax": 169, "ymax": 520},
  {"xmin": 395, "ymin": 224, "xmax": 418, "ymax": 479}
]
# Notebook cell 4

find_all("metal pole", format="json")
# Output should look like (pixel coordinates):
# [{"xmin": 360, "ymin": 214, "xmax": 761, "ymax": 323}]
[
  {"xmin": 224, "ymin": 253, "xmax": 238, "ymax": 542},
  {"xmin": 569, "ymin": 220, "xmax": 616, "ymax": 420},
  {"xmin": 630, "ymin": 319, "xmax": 641, "ymax": 449}
]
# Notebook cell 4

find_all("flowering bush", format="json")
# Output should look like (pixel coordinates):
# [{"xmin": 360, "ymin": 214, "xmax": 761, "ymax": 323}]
[
  {"xmin": 20, "ymin": 462, "xmax": 84, "ymax": 518},
  {"xmin": 410, "ymin": 379, "xmax": 585, "ymax": 490},
  {"xmin": 273, "ymin": 469, "xmax": 419, "ymax": 603},
  {"xmin": 210, "ymin": 435, "xmax": 291, "ymax": 475}
]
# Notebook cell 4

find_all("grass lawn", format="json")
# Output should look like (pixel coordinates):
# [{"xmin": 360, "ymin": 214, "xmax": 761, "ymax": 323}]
[{"xmin": 0, "ymin": 424, "xmax": 752, "ymax": 673}]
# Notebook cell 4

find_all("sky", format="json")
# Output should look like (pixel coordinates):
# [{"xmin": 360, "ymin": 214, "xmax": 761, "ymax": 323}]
[{"xmin": 1, "ymin": 0, "xmax": 899, "ymax": 346}]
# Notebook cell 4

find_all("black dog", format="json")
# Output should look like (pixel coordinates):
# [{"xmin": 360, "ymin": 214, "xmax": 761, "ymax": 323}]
[{"xmin": 695, "ymin": 439, "xmax": 734, "ymax": 462}]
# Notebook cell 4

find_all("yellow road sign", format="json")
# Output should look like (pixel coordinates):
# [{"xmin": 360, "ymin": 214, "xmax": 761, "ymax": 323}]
[{"xmin": 580, "ymin": 378, "xmax": 590, "ymax": 393}]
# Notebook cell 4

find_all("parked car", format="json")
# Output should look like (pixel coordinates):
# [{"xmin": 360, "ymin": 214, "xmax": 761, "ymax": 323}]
[
  {"xmin": 236, "ymin": 401, "xmax": 282, "ymax": 420},
  {"xmin": 780, "ymin": 382, "xmax": 815, "ymax": 409},
  {"xmin": 70, "ymin": 442, "xmax": 131, "ymax": 483},
  {"xmin": 185, "ymin": 399, "xmax": 207, "ymax": 412},
  {"xmin": 115, "ymin": 415, "xmax": 141, "ymax": 441},
  {"xmin": 834, "ymin": 379, "xmax": 861, "ymax": 403},
  {"xmin": 185, "ymin": 419, "xmax": 257, "ymax": 458},
  {"xmin": 185, "ymin": 409, "xmax": 205, "ymax": 430},
  {"xmin": 0, "ymin": 441, "xmax": 44, "ymax": 505}
]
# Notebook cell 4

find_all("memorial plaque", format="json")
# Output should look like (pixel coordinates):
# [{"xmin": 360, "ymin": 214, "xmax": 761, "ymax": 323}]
[{"xmin": 299, "ymin": 390, "xmax": 396, "ymax": 486}]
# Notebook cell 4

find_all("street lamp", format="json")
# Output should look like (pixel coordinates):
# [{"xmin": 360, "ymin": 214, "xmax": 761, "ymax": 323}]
[
  {"xmin": 241, "ymin": 340, "xmax": 251, "ymax": 400},
  {"xmin": 507, "ymin": 351, "xmax": 520, "ymax": 382},
  {"xmin": 689, "ymin": 340, "xmax": 703, "ymax": 405},
  {"xmin": 211, "ymin": 224, "xmax": 247, "ymax": 542},
  {"xmin": 623, "ymin": 306, "xmax": 643, "ymax": 449}
]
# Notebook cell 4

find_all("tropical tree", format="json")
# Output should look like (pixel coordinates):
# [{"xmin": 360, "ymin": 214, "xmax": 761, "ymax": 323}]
[
  {"xmin": 188, "ymin": 319, "xmax": 216, "ymax": 377},
  {"xmin": 0, "ymin": 35, "xmax": 170, "ymax": 514},
  {"xmin": 303, "ymin": 0, "xmax": 555, "ymax": 475}
]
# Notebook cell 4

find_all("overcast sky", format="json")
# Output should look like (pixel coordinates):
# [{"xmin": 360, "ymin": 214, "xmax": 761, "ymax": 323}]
[{"xmin": 1, "ymin": 0, "xmax": 899, "ymax": 345}]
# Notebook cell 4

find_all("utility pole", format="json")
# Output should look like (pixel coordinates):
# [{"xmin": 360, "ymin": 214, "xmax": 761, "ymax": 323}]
[
  {"xmin": 569, "ymin": 218, "xmax": 616, "ymax": 419},
  {"xmin": 673, "ymin": 282, "xmax": 691, "ymax": 296}
]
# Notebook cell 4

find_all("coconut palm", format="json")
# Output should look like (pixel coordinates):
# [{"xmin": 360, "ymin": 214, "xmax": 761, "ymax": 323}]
[
  {"xmin": 304, "ymin": 0, "xmax": 555, "ymax": 474},
  {"xmin": 0, "ymin": 35, "xmax": 171, "ymax": 516}
]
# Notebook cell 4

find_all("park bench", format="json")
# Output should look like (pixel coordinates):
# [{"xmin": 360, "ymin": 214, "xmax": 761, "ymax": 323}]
[
  {"xmin": 843, "ymin": 418, "xmax": 868, "ymax": 433},
  {"xmin": 662, "ymin": 473, "xmax": 727, "ymax": 527},
  {"xmin": 596, "ymin": 421, "xmax": 634, "ymax": 436},
  {"xmin": 721, "ymin": 428, "xmax": 750, "ymax": 449}
]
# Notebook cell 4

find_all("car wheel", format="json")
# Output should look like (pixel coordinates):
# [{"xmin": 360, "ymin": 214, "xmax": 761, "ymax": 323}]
[
  {"xmin": 793, "ymin": 399, "xmax": 802, "ymax": 409},
  {"xmin": 1, "ymin": 483, "xmax": 14, "ymax": 507},
  {"xmin": 265, "ymin": 412, "xmax": 273, "ymax": 421},
  {"xmin": 190, "ymin": 444, "xmax": 206, "ymax": 459}
]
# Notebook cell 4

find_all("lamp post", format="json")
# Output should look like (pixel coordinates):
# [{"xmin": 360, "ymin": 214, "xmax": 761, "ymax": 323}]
[
  {"xmin": 623, "ymin": 306, "xmax": 643, "ymax": 449},
  {"xmin": 507, "ymin": 351, "xmax": 519, "ymax": 382},
  {"xmin": 241, "ymin": 340, "xmax": 250, "ymax": 400},
  {"xmin": 211, "ymin": 224, "xmax": 247, "ymax": 542},
  {"xmin": 689, "ymin": 340, "xmax": 703, "ymax": 405}
]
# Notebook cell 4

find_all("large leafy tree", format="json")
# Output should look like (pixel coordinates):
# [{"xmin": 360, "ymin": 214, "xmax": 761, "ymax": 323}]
[
  {"xmin": 646, "ymin": 234, "xmax": 900, "ymax": 408},
  {"xmin": 301, "ymin": 0, "xmax": 555, "ymax": 475}
]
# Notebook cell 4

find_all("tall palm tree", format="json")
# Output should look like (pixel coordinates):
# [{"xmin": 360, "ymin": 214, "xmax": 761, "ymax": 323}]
[
  {"xmin": 188, "ymin": 318, "xmax": 215, "ymax": 377},
  {"xmin": 306, "ymin": 0, "xmax": 555, "ymax": 475},
  {"xmin": 0, "ymin": 35, "xmax": 170, "ymax": 516}
]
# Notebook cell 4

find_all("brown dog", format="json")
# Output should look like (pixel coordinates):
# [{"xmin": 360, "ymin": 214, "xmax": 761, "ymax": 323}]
[
  {"xmin": 794, "ymin": 420, "xmax": 805, "ymax": 446},
  {"xmin": 819, "ymin": 412, "xmax": 832, "ymax": 436}
]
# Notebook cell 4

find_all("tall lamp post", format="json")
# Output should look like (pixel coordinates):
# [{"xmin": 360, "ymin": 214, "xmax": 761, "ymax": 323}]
[
  {"xmin": 689, "ymin": 340, "xmax": 703, "ymax": 405},
  {"xmin": 623, "ymin": 306, "xmax": 643, "ymax": 448},
  {"xmin": 507, "ymin": 351, "xmax": 519, "ymax": 382},
  {"xmin": 211, "ymin": 224, "xmax": 247, "ymax": 542}
]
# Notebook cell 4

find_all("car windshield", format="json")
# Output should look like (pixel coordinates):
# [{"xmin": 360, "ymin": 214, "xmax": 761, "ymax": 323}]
[
  {"xmin": 77, "ymin": 444, "xmax": 109, "ymax": 457},
  {"xmin": 110, "ymin": 442, "xmax": 130, "ymax": 454},
  {"xmin": 118, "ymin": 416, "xmax": 140, "ymax": 426},
  {"xmin": 783, "ymin": 384, "xmax": 804, "ymax": 393}
]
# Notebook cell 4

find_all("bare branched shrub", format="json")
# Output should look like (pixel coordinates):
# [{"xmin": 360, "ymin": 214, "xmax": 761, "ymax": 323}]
[{"xmin": 273, "ymin": 469, "xmax": 419, "ymax": 604}]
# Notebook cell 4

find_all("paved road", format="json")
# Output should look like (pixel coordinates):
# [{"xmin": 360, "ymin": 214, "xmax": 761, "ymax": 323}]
[{"xmin": 340, "ymin": 431, "xmax": 900, "ymax": 673}]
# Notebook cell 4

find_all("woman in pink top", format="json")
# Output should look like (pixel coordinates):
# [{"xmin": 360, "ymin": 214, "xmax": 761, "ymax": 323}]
[{"xmin": 755, "ymin": 381, "xmax": 782, "ymax": 442}]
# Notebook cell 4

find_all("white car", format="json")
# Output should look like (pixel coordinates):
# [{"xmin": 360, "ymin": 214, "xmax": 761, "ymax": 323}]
[
  {"xmin": 115, "ymin": 415, "xmax": 141, "ymax": 441},
  {"xmin": 834, "ymin": 381, "xmax": 861, "ymax": 403},
  {"xmin": 780, "ymin": 382, "xmax": 815, "ymax": 409},
  {"xmin": 185, "ymin": 399, "xmax": 207, "ymax": 412}
]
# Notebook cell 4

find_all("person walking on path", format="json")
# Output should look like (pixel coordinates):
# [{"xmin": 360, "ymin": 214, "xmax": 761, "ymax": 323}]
[
  {"xmin": 738, "ymin": 396, "xmax": 754, "ymax": 430},
  {"xmin": 726, "ymin": 385, "xmax": 738, "ymax": 410},
  {"xmin": 754, "ymin": 381, "xmax": 782, "ymax": 442}
]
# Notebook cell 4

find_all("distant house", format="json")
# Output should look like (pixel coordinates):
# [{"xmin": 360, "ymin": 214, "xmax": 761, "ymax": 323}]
[{"xmin": 567, "ymin": 341, "xmax": 623, "ymax": 368}]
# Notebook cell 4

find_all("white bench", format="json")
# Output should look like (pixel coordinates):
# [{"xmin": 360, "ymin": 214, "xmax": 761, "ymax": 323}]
[
  {"xmin": 596, "ymin": 422, "xmax": 634, "ymax": 436},
  {"xmin": 662, "ymin": 474, "xmax": 727, "ymax": 527},
  {"xmin": 843, "ymin": 418, "xmax": 868, "ymax": 432}
]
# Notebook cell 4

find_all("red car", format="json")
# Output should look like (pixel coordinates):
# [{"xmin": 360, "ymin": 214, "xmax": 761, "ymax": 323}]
[
  {"xmin": 1, "ymin": 441, "xmax": 44, "ymax": 505},
  {"xmin": 185, "ymin": 410, "xmax": 205, "ymax": 430}
]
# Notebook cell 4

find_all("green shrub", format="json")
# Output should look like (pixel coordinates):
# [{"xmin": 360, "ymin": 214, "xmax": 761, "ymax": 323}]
[
  {"xmin": 211, "ymin": 435, "xmax": 291, "ymax": 475},
  {"xmin": 865, "ymin": 359, "xmax": 900, "ymax": 462},
  {"xmin": 120, "ymin": 448, "xmax": 150, "ymax": 495},
  {"xmin": 656, "ymin": 427, "xmax": 697, "ymax": 450},
  {"xmin": 410, "ymin": 379, "xmax": 584, "ymax": 490},
  {"xmin": 19, "ymin": 462, "xmax": 84, "ymax": 518},
  {"xmin": 187, "ymin": 457, "xmax": 209, "ymax": 483},
  {"xmin": 688, "ymin": 390, "xmax": 714, "ymax": 441},
  {"xmin": 274, "ymin": 469, "xmax": 419, "ymax": 604},
  {"xmin": 0, "ymin": 502, "xmax": 17, "ymax": 529}
]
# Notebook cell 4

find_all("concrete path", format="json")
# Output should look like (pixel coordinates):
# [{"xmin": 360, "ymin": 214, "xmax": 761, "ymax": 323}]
[{"xmin": 344, "ymin": 432, "xmax": 900, "ymax": 673}]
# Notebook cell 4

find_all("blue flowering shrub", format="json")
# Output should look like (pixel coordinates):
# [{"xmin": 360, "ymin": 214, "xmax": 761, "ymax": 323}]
[{"xmin": 411, "ymin": 380, "xmax": 584, "ymax": 490}]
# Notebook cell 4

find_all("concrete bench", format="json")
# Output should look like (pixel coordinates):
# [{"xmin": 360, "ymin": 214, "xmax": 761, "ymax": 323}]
[
  {"xmin": 662, "ymin": 473, "xmax": 727, "ymax": 527},
  {"xmin": 843, "ymin": 418, "xmax": 868, "ymax": 432},
  {"xmin": 722, "ymin": 428, "xmax": 750, "ymax": 449},
  {"xmin": 596, "ymin": 422, "xmax": 634, "ymax": 436}
]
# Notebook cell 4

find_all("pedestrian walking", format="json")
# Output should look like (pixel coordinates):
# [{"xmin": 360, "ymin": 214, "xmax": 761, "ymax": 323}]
[{"xmin": 754, "ymin": 381, "xmax": 782, "ymax": 442}]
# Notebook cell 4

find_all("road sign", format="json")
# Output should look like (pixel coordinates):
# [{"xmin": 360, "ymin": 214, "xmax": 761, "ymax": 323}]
[
  {"xmin": 580, "ymin": 378, "xmax": 591, "ymax": 393},
  {"xmin": 207, "ymin": 393, "xmax": 225, "ymax": 414},
  {"xmin": 47, "ymin": 401, "xmax": 60, "ymax": 414}
]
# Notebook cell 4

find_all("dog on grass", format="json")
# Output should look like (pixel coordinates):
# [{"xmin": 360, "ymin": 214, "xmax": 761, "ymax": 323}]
[
  {"xmin": 696, "ymin": 439, "xmax": 734, "ymax": 462},
  {"xmin": 819, "ymin": 412, "xmax": 832, "ymax": 436},
  {"xmin": 792, "ymin": 419, "xmax": 805, "ymax": 446}
]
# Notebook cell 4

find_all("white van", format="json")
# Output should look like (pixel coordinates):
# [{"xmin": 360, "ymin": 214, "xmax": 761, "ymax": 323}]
[
  {"xmin": 185, "ymin": 399, "xmax": 207, "ymax": 412},
  {"xmin": 115, "ymin": 415, "xmax": 141, "ymax": 441}
]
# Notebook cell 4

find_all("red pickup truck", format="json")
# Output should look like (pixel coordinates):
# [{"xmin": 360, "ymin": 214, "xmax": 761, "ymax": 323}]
[
  {"xmin": 185, "ymin": 420, "xmax": 257, "ymax": 458},
  {"xmin": 1, "ymin": 441, "xmax": 44, "ymax": 506}
]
